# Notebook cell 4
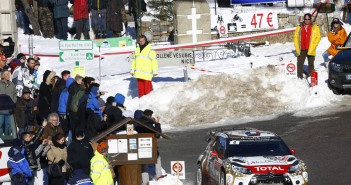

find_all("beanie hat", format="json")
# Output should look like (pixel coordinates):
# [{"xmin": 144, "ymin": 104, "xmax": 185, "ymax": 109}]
[
  {"xmin": 75, "ymin": 127, "xmax": 84, "ymax": 138},
  {"xmin": 17, "ymin": 53, "xmax": 26, "ymax": 60},
  {"xmin": 97, "ymin": 98, "xmax": 106, "ymax": 107},
  {"xmin": 97, "ymin": 142, "xmax": 108, "ymax": 153},
  {"xmin": 122, "ymin": 110, "xmax": 133, "ymax": 118},
  {"xmin": 114, "ymin": 93, "xmax": 125, "ymax": 105},
  {"xmin": 12, "ymin": 138, "xmax": 22, "ymax": 147},
  {"xmin": 34, "ymin": 60, "xmax": 40, "ymax": 66},
  {"xmin": 143, "ymin": 109, "xmax": 153, "ymax": 116},
  {"xmin": 91, "ymin": 86, "xmax": 98, "ymax": 96},
  {"xmin": 22, "ymin": 87, "xmax": 31, "ymax": 94},
  {"xmin": 106, "ymin": 96, "xmax": 115, "ymax": 105},
  {"xmin": 332, "ymin": 18, "xmax": 342, "ymax": 25}
]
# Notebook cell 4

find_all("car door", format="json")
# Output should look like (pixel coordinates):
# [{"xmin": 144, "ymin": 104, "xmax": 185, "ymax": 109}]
[{"xmin": 208, "ymin": 136, "xmax": 226, "ymax": 184}]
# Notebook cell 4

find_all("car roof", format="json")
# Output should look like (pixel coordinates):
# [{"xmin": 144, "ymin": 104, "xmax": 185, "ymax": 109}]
[{"xmin": 212, "ymin": 128, "xmax": 279, "ymax": 139}]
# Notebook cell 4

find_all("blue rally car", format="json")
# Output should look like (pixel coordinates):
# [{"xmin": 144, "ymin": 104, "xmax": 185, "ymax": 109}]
[{"xmin": 328, "ymin": 33, "xmax": 351, "ymax": 94}]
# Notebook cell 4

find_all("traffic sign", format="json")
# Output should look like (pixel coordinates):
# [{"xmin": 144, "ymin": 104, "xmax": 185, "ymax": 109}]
[
  {"xmin": 171, "ymin": 161, "xmax": 185, "ymax": 179},
  {"xmin": 285, "ymin": 61, "xmax": 297, "ymax": 77},
  {"xmin": 59, "ymin": 51, "xmax": 94, "ymax": 62},
  {"xmin": 220, "ymin": 26, "xmax": 226, "ymax": 34},
  {"xmin": 59, "ymin": 40, "xmax": 93, "ymax": 50}
]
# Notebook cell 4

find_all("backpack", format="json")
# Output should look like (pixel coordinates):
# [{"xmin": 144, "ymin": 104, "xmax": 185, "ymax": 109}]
[{"xmin": 70, "ymin": 90, "xmax": 85, "ymax": 113}]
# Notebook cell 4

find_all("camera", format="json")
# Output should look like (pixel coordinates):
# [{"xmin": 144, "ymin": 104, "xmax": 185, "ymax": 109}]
[{"xmin": 1, "ymin": 37, "xmax": 15, "ymax": 58}]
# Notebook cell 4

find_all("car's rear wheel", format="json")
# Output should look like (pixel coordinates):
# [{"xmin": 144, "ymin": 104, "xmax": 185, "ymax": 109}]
[
  {"xmin": 220, "ymin": 171, "xmax": 226, "ymax": 185},
  {"xmin": 197, "ymin": 164, "xmax": 204, "ymax": 185}
]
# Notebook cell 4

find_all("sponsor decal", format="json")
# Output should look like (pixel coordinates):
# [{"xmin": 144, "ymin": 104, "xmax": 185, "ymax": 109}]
[{"xmin": 245, "ymin": 165, "xmax": 291, "ymax": 174}]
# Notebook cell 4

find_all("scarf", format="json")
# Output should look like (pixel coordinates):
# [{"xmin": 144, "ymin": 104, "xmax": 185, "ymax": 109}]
[{"xmin": 52, "ymin": 139, "xmax": 66, "ymax": 149}]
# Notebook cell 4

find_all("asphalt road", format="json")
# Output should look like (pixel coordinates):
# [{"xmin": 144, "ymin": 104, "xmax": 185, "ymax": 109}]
[{"xmin": 158, "ymin": 107, "xmax": 351, "ymax": 185}]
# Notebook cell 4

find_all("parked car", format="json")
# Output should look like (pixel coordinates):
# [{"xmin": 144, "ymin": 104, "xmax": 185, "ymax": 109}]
[
  {"xmin": 0, "ymin": 94, "xmax": 17, "ymax": 184},
  {"xmin": 196, "ymin": 128, "xmax": 308, "ymax": 185},
  {"xmin": 328, "ymin": 33, "xmax": 351, "ymax": 94}
]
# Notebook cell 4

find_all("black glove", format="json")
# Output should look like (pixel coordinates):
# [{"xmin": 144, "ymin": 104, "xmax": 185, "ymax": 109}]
[{"xmin": 58, "ymin": 160, "xmax": 65, "ymax": 166}]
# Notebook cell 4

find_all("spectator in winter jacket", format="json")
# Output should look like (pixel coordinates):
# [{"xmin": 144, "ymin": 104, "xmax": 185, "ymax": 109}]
[
  {"xmin": 88, "ymin": 0, "xmax": 108, "ymax": 39},
  {"xmin": 293, "ymin": 13, "xmax": 321, "ymax": 79},
  {"xmin": 90, "ymin": 142, "xmax": 114, "ymax": 185},
  {"xmin": 38, "ymin": 70, "xmax": 56, "ymax": 119},
  {"xmin": 103, "ymin": 94, "xmax": 125, "ymax": 130},
  {"xmin": 22, "ymin": 121, "xmax": 51, "ymax": 185},
  {"xmin": 7, "ymin": 138, "xmax": 33, "ymax": 185},
  {"xmin": 50, "ymin": 0, "xmax": 70, "ymax": 40},
  {"xmin": 67, "ymin": 128, "xmax": 94, "ymax": 175},
  {"xmin": 323, "ymin": 18, "xmax": 348, "ymax": 64},
  {"xmin": 0, "ymin": 71, "xmax": 16, "ymax": 102},
  {"xmin": 67, "ymin": 169, "xmax": 94, "ymax": 185},
  {"xmin": 72, "ymin": 0, "xmax": 90, "ymax": 40},
  {"xmin": 21, "ymin": 119, "xmax": 47, "ymax": 170},
  {"xmin": 51, "ymin": 70, "xmax": 70, "ymax": 113},
  {"xmin": 0, "ymin": 71, "xmax": 16, "ymax": 136},
  {"xmin": 14, "ymin": 87, "xmax": 39, "ymax": 136},
  {"xmin": 42, "ymin": 113, "xmax": 64, "ymax": 140},
  {"xmin": 67, "ymin": 75, "xmax": 83, "ymax": 137},
  {"xmin": 47, "ymin": 133, "xmax": 67, "ymax": 185},
  {"xmin": 86, "ymin": 86, "xmax": 102, "ymax": 118},
  {"xmin": 137, "ymin": 109, "xmax": 163, "ymax": 182},
  {"xmin": 36, "ymin": 0, "xmax": 55, "ymax": 38},
  {"xmin": 58, "ymin": 77, "xmax": 74, "ymax": 136},
  {"xmin": 33, "ymin": 60, "xmax": 40, "ymax": 88},
  {"xmin": 85, "ymin": 98, "xmax": 107, "ymax": 140},
  {"xmin": 13, "ymin": 58, "xmax": 39, "ymax": 98},
  {"xmin": 10, "ymin": 53, "xmax": 26, "ymax": 73}
]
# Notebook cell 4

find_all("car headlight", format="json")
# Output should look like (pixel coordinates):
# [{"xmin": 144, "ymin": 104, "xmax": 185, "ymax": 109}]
[
  {"xmin": 330, "ymin": 62, "xmax": 343, "ymax": 72},
  {"xmin": 287, "ymin": 161, "xmax": 302, "ymax": 173},
  {"xmin": 231, "ymin": 163, "xmax": 252, "ymax": 174}
]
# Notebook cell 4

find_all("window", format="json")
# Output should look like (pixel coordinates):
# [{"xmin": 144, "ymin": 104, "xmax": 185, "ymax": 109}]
[
  {"xmin": 217, "ymin": 0, "xmax": 231, "ymax": 7},
  {"xmin": 213, "ymin": 136, "xmax": 226, "ymax": 158}
]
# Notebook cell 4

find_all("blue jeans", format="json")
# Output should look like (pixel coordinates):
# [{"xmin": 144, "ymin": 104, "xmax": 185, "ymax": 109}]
[
  {"xmin": 16, "ymin": 7, "xmax": 31, "ymax": 34},
  {"xmin": 55, "ymin": 17, "xmax": 68, "ymax": 40},
  {"xmin": 43, "ymin": 168, "xmax": 49, "ymax": 185},
  {"xmin": 0, "ymin": 114, "xmax": 11, "ymax": 136},
  {"xmin": 322, "ymin": 51, "xmax": 331, "ymax": 63}
]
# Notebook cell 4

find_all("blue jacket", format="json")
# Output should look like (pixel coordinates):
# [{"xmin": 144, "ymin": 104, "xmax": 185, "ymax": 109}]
[
  {"xmin": 50, "ymin": 0, "xmax": 70, "ymax": 18},
  {"xmin": 58, "ymin": 78, "xmax": 74, "ymax": 114},
  {"xmin": 33, "ymin": 70, "xmax": 40, "ymax": 87},
  {"xmin": 67, "ymin": 169, "xmax": 94, "ymax": 185},
  {"xmin": 86, "ymin": 90, "xmax": 102, "ymax": 118},
  {"xmin": 7, "ymin": 146, "xmax": 32, "ymax": 181}
]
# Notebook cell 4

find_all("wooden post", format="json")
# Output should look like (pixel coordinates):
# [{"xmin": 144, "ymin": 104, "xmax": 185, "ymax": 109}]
[
  {"xmin": 118, "ymin": 164, "xmax": 142, "ymax": 185},
  {"xmin": 176, "ymin": 161, "xmax": 180, "ymax": 180}
]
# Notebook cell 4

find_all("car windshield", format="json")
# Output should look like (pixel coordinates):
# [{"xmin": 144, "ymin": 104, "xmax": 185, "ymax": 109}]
[
  {"xmin": 0, "ymin": 110, "xmax": 17, "ymax": 145},
  {"xmin": 344, "ymin": 35, "xmax": 351, "ymax": 47},
  {"xmin": 227, "ymin": 139, "xmax": 292, "ymax": 157}
]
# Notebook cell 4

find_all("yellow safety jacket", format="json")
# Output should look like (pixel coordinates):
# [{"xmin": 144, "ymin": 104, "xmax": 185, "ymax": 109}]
[
  {"xmin": 294, "ymin": 22, "xmax": 321, "ymax": 56},
  {"xmin": 130, "ymin": 44, "xmax": 158, "ymax": 81},
  {"xmin": 90, "ymin": 151, "xmax": 114, "ymax": 185}
]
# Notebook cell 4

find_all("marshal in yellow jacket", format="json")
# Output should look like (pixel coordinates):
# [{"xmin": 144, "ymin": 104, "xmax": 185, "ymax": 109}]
[
  {"xmin": 294, "ymin": 22, "xmax": 321, "ymax": 56},
  {"xmin": 130, "ymin": 43, "xmax": 158, "ymax": 81},
  {"xmin": 90, "ymin": 150, "xmax": 114, "ymax": 185}
]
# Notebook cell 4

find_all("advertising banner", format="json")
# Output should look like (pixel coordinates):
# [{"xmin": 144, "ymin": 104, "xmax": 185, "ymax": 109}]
[{"xmin": 232, "ymin": 0, "xmax": 285, "ymax": 4}]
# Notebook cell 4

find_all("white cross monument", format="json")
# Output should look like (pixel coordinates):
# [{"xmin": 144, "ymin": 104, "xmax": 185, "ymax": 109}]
[{"xmin": 186, "ymin": 3, "xmax": 202, "ymax": 43}]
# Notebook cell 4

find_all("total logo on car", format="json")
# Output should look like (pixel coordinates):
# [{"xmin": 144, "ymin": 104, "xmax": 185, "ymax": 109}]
[{"xmin": 196, "ymin": 128, "xmax": 308, "ymax": 185}]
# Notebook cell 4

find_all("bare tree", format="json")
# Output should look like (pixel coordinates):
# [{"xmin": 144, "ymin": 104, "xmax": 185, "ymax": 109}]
[{"xmin": 20, "ymin": 0, "xmax": 41, "ymax": 36}]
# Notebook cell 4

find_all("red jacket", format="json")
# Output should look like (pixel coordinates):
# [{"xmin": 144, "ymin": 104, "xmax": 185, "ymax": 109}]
[
  {"xmin": 73, "ymin": 0, "xmax": 89, "ymax": 21},
  {"xmin": 300, "ymin": 23, "xmax": 312, "ymax": 51}
]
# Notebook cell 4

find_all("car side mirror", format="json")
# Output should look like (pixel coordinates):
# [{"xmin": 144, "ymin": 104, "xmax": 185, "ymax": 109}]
[
  {"xmin": 290, "ymin": 149, "xmax": 296, "ymax": 154},
  {"xmin": 335, "ymin": 45, "xmax": 341, "ymax": 50},
  {"xmin": 210, "ymin": 151, "xmax": 218, "ymax": 160}
]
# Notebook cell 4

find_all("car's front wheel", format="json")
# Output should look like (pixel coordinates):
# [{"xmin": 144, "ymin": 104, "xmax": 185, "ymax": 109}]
[
  {"xmin": 220, "ymin": 170, "xmax": 226, "ymax": 185},
  {"xmin": 328, "ymin": 80, "xmax": 343, "ymax": 95},
  {"xmin": 197, "ymin": 164, "xmax": 204, "ymax": 185}
]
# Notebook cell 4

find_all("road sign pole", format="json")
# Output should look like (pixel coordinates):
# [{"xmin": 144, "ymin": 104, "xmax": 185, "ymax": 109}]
[
  {"xmin": 99, "ymin": 46, "xmax": 101, "ymax": 84},
  {"xmin": 177, "ymin": 161, "xmax": 180, "ymax": 180}
]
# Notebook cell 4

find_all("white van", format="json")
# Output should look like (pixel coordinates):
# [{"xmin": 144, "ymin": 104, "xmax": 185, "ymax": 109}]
[{"xmin": 0, "ymin": 94, "xmax": 18, "ymax": 184}]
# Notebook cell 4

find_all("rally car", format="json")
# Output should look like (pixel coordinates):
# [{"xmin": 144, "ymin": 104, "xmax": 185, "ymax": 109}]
[{"xmin": 196, "ymin": 128, "xmax": 308, "ymax": 185}]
